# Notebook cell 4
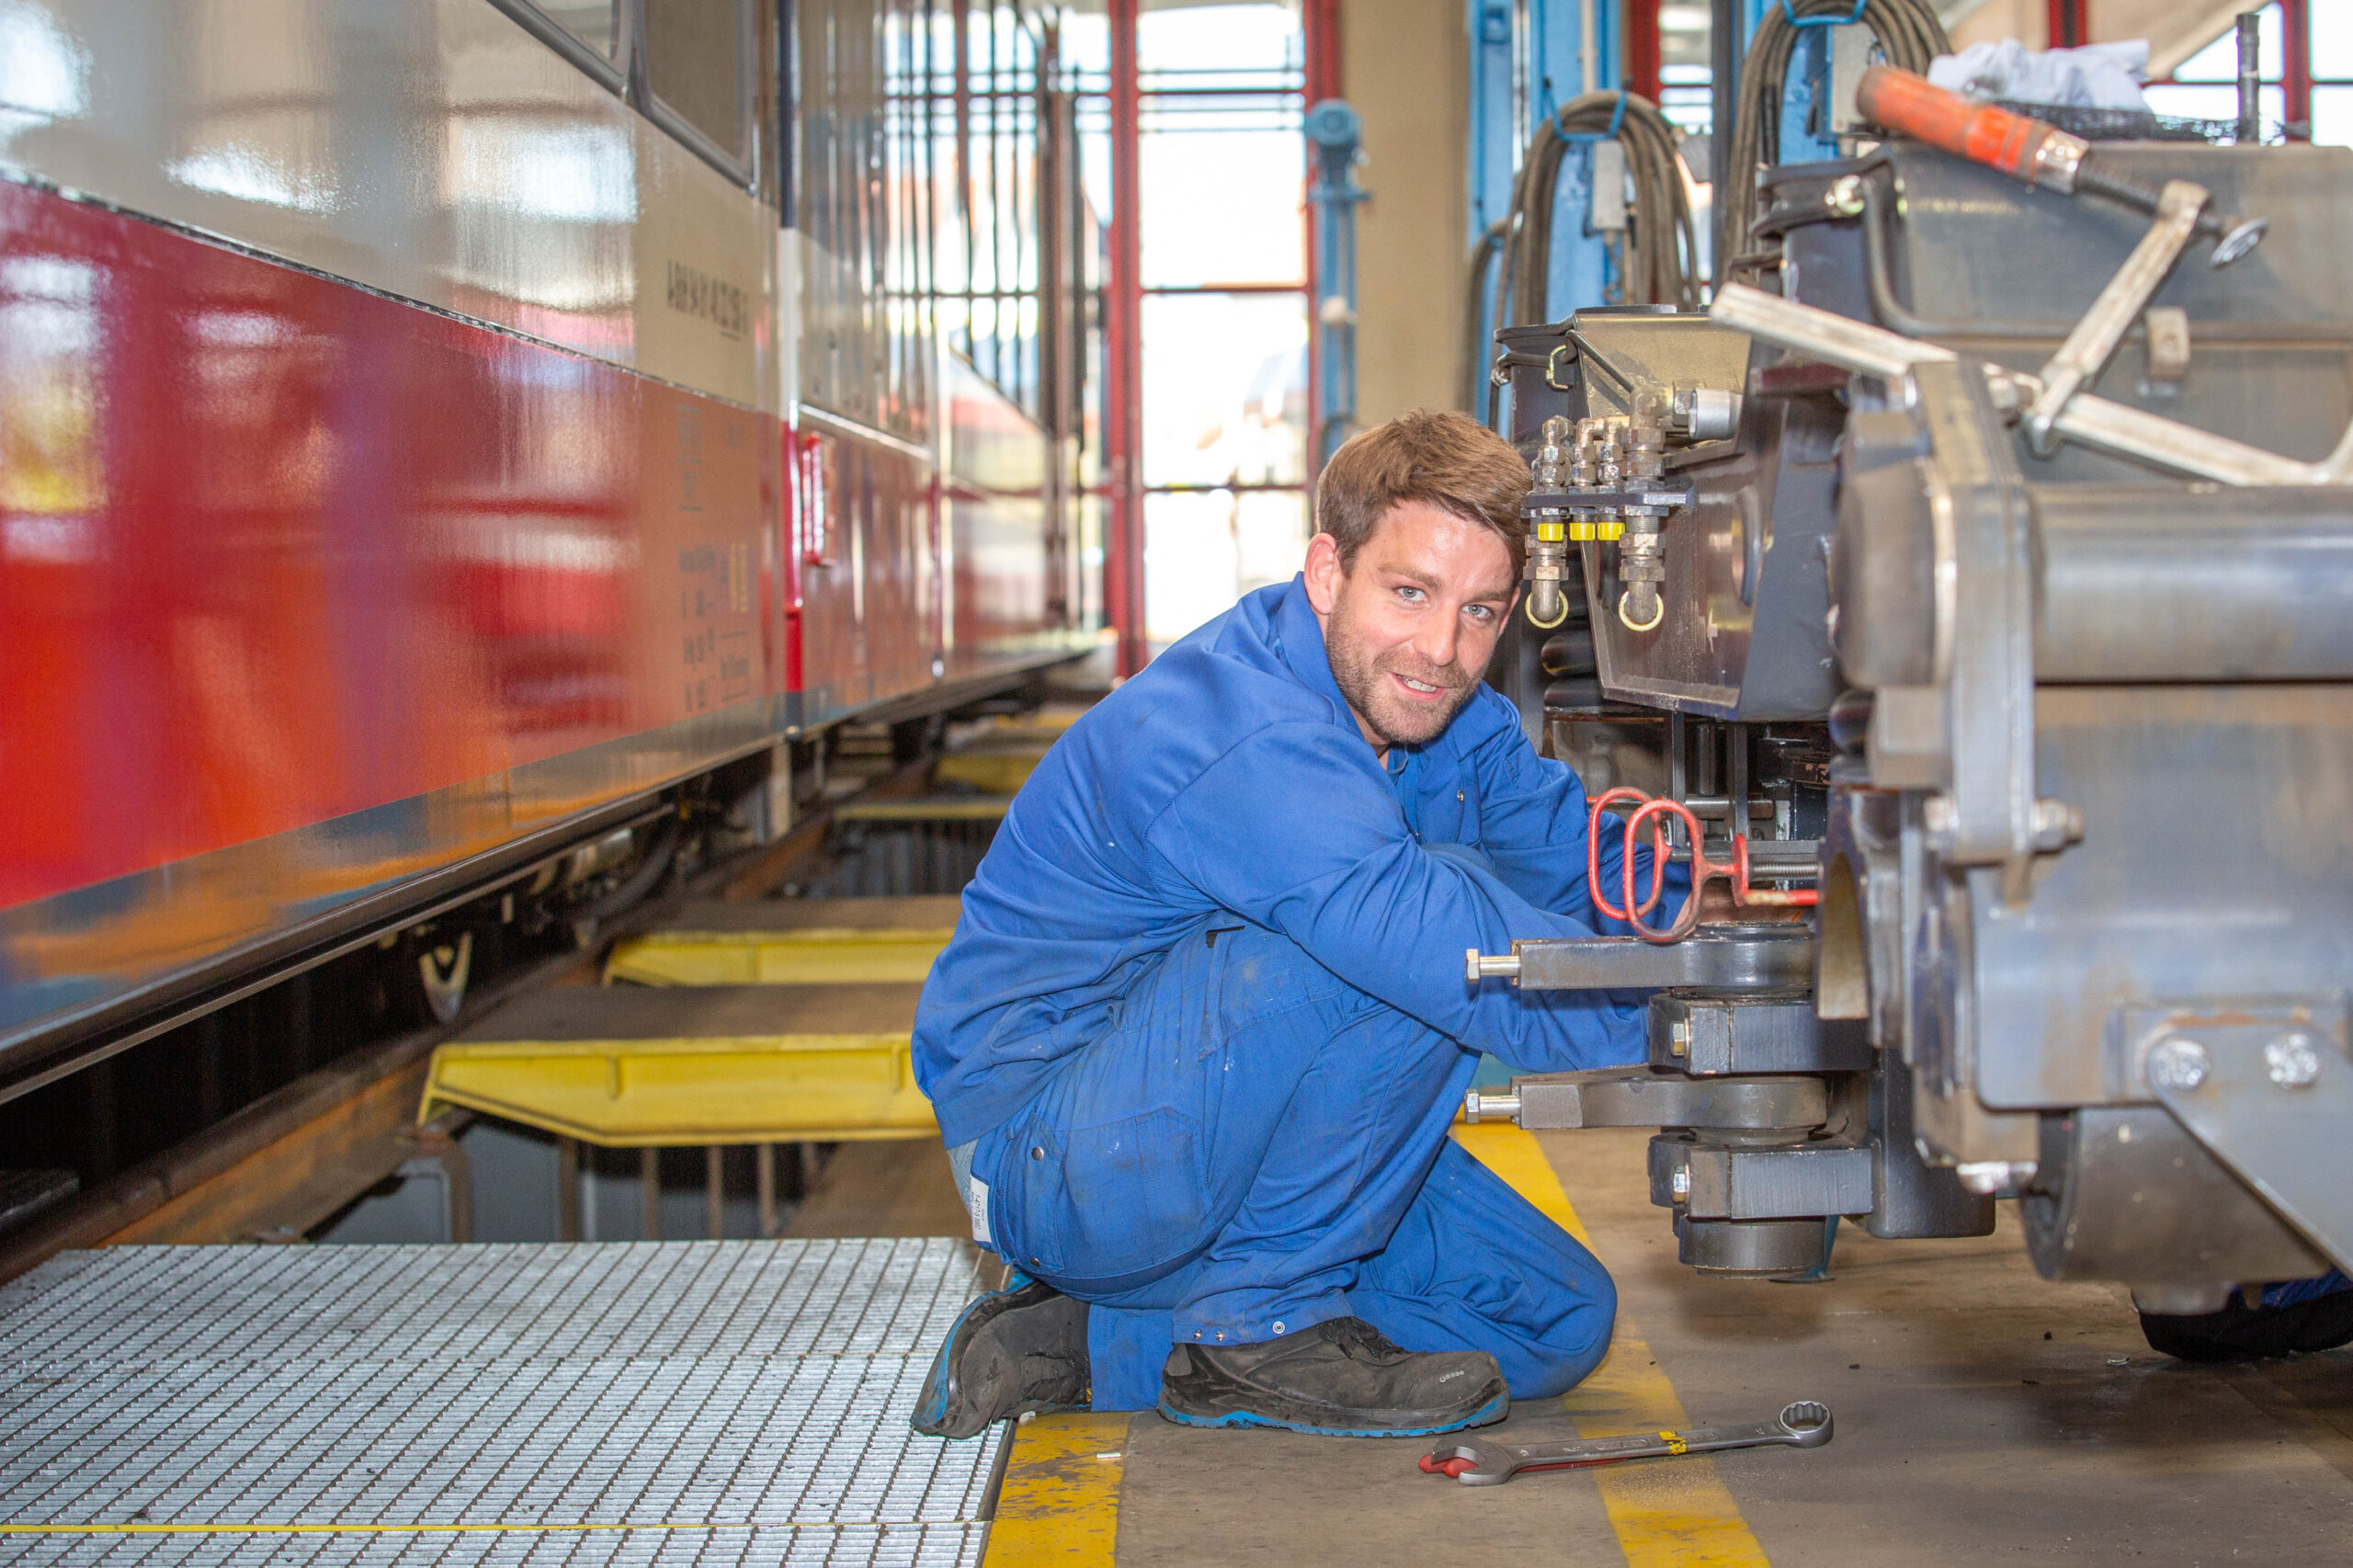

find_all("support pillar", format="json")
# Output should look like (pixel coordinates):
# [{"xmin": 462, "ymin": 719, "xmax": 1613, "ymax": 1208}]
[{"xmin": 1105, "ymin": 0, "xmax": 1147, "ymax": 676}]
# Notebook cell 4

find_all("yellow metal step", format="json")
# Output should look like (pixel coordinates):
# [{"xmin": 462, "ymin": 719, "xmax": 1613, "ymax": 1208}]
[
  {"xmin": 420, "ymin": 983, "xmax": 934, "ymax": 1144},
  {"xmin": 602, "ymin": 896, "xmax": 961, "ymax": 986},
  {"xmin": 931, "ymin": 710, "xmax": 1079, "ymax": 795},
  {"xmin": 934, "ymin": 750, "xmax": 1045, "ymax": 795}
]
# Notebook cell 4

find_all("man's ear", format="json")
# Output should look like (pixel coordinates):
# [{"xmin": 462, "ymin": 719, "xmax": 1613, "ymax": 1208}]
[{"xmin": 1302, "ymin": 530, "xmax": 1346, "ymax": 618}]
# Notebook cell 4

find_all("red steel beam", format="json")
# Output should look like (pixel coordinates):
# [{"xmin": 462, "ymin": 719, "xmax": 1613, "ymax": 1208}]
[
  {"xmin": 2045, "ymin": 0, "xmax": 2085, "ymax": 50},
  {"xmin": 2283, "ymin": 0, "xmax": 2313, "ymax": 140},
  {"xmin": 1105, "ymin": 0, "xmax": 1147, "ymax": 675},
  {"xmin": 1303, "ymin": 0, "xmax": 1342, "ymax": 108},
  {"xmin": 1626, "ymin": 0, "xmax": 1662, "ymax": 101}
]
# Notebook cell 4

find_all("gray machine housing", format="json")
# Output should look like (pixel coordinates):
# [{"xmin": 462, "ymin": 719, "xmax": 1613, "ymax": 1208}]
[{"xmin": 1478, "ymin": 140, "xmax": 2353, "ymax": 1307}]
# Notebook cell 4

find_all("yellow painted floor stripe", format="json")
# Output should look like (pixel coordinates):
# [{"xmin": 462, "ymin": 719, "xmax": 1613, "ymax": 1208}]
[
  {"xmin": 1453, "ymin": 1122, "xmax": 1774, "ymax": 1568},
  {"xmin": 982, "ymin": 1412, "xmax": 1128, "ymax": 1565}
]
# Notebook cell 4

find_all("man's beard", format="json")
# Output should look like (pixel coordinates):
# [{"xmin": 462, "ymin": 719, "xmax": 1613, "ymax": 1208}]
[{"xmin": 1324, "ymin": 599, "xmax": 1482, "ymax": 749}]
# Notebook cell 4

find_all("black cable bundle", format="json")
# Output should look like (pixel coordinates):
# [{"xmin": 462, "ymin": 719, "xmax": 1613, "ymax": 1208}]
[
  {"xmin": 1463, "ymin": 91, "xmax": 1699, "ymax": 410},
  {"xmin": 1716, "ymin": 0, "xmax": 1949, "ymax": 284}
]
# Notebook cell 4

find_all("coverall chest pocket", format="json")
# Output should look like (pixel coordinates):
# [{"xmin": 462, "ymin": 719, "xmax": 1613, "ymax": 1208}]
[{"xmin": 1006, "ymin": 1107, "xmax": 1206, "ymax": 1284}]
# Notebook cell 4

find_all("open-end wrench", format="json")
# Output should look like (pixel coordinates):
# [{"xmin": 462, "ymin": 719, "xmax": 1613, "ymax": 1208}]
[{"xmin": 1419, "ymin": 1400, "xmax": 1833, "ymax": 1486}]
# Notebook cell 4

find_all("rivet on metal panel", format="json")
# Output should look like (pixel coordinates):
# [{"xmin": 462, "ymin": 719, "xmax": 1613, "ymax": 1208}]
[
  {"xmin": 2146, "ymin": 1036, "xmax": 2212, "ymax": 1093},
  {"xmin": 2265, "ymin": 1030, "xmax": 2325, "ymax": 1089}
]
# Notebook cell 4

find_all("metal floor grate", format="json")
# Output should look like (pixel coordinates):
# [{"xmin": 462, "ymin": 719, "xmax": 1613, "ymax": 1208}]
[{"xmin": 0, "ymin": 1240, "xmax": 1005, "ymax": 1566}]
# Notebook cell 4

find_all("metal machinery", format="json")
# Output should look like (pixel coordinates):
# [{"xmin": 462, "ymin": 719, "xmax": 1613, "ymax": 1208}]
[
  {"xmin": 1464, "ymin": 9, "xmax": 2353, "ymax": 1312},
  {"xmin": 0, "ymin": 3, "xmax": 1097, "ymax": 1137}
]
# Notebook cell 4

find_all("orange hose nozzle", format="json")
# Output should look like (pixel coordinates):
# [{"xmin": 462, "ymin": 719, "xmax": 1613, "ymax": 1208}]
[{"xmin": 1856, "ymin": 65, "xmax": 2086, "ymax": 192}]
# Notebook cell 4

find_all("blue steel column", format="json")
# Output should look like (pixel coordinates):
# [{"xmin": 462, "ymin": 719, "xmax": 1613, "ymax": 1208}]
[
  {"xmin": 1462, "ymin": 0, "xmax": 1623, "ymax": 343},
  {"xmin": 1306, "ymin": 100, "xmax": 1367, "ymax": 472}
]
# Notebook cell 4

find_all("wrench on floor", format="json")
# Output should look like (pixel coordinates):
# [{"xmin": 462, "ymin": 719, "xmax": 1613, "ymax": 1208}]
[{"xmin": 1419, "ymin": 1400, "xmax": 1833, "ymax": 1485}]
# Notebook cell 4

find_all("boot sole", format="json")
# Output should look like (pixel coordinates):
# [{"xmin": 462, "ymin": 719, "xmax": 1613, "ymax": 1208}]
[
  {"xmin": 1154, "ymin": 1386, "xmax": 1508, "ymax": 1438},
  {"xmin": 913, "ymin": 1275, "xmax": 1085, "ymax": 1439}
]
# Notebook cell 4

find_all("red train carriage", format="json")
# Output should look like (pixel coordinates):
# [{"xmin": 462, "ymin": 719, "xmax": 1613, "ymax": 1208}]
[{"xmin": 0, "ymin": 0, "xmax": 1096, "ymax": 1092}]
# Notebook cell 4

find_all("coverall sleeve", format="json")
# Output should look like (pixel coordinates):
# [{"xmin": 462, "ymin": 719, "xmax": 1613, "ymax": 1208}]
[
  {"xmin": 1462, "ymin": 719, "xmax": 1688, "ymax": 937},
  {"xmin": 1142, "ymin": 722, "xmax": 1647, "ymax": 1073}
]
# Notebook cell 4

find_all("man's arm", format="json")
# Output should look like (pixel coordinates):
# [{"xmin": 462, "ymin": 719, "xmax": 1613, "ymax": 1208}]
[
  {"xmin": 1459, "ymin": 698, "xmax": 1688, "ymax": 934},
  {"xmin": 1143, "ymin": 722, "xmax": 1645, "ymax": 1073}
]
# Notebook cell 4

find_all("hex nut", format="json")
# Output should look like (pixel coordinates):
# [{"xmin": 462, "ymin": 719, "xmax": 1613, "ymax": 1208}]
[
  {"xmin": 2264, "ymin": 1030, "xmax": 2324, "ymax": 1089},
  {"xmin": 2146, "ymin": 1036, "xmax": 2211, "ymax": 1093}
]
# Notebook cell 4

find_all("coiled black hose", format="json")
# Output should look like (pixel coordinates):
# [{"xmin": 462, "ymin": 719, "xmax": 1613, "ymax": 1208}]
[
  {"xmin": 1716, "ymin": 0, "xmax": 1949, "ymax": 284},
  {"xmin": 1506, "ymin": 91, "xmax": 1700, "ymax": 324},
  {"xmin": 1466, "ymin": 90, "xmax": 1701, "ymax": 414}
]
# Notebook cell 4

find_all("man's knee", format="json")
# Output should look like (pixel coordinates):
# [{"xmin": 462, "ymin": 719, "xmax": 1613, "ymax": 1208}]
[{"xmin": 1512, "ymin": 1267, "xmax": 1617, "ymax": 1399}]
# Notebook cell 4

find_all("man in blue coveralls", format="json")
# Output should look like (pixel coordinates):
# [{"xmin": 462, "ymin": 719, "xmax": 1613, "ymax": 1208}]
[{"xmin": 909, "ymin": 410, "xmax": 1677, "ymax": 1439}]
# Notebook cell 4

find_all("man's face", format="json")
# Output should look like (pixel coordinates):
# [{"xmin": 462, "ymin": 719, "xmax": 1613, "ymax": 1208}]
[{"xmin": 1302, "ymin": 500, "xmax": 1518, "ymax": 755}]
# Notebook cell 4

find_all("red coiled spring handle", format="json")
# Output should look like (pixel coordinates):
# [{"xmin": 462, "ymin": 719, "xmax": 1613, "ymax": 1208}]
[
  {"xmin": 1608, "ymin": 790, "xmax": 1824, "ymax": 945},
  {"xmin": 1587, "ymin": 787, "xmax": 1667, "ymax": 923}
]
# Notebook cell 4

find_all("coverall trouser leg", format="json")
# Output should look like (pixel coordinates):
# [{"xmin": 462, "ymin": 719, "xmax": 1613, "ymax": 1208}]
[{"xmin": 971, "ymin": 918, "xmax": 1619, "ymax": 1413}]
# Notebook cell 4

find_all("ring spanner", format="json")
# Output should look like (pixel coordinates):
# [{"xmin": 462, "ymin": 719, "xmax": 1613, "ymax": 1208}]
[{"xmin": 1419, "ymin": 1400, "xmax": 1833, "ymax": 1485}]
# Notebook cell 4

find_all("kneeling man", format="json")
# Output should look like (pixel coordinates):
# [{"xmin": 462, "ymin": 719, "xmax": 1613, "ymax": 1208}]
[{"xmin": 911, "ymin": 410, "xmax": 1672, "ymax": 1439}]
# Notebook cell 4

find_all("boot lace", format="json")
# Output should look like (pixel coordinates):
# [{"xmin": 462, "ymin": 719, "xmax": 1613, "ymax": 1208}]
[{"xmin": 1324, "ymin": 1316, "xmax": 1408, "ymax": 1362}]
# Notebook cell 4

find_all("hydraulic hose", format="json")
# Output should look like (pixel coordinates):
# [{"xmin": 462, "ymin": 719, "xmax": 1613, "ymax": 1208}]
[
  {"xmin": 1716, "ymin": 0, "xmax": 1949, "ymax": 285},
  {"xmin": 1495, "ymin": 90, "xmax": 1699, "ymax": 341}
]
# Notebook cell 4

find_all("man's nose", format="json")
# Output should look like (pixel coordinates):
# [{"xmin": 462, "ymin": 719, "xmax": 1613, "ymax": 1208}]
[{"xmin": 1413, "ymin": 612, "xmax": 1461, "ymax": 670}]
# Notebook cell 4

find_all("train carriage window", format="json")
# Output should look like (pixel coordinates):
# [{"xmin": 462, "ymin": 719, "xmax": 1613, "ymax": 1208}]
[
  {"xmin": 488, "ymin": 0, "xmax": 629, "ymax": 90},
  {"xmin": 645, "ymin": 0, "xmax": 756, "ymax": 171},
  {"xmin": 543, "ymin": 1, "xmax": 621, "ymax": 56}
]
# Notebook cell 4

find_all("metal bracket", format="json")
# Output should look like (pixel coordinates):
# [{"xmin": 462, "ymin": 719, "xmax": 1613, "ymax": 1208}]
[
  {"xmin": 1648, "ymin": 994, "xmax": 1872, "ymax": 1075},
  {"xmin": 1711, "ymin": 282, "xmax": 2353, "ymax": 488},
  {"xmin": 1469, "ymin": 924, "xmax": 1815, "ymax": 992},
  {"xmin": 1663, "ymin": 1143, "xmax": 1875, "ymax": 1221},
  {"xmin": 2139, "ymin": 1006, "xmax": 2353, "ymax": 1275},
  {"xmin": 1485, "ymin": 1068, "xmax": 1829, "ymax": 1132},
  {"xmin": 1912, "ymin": 359, "xmax": 2051, "ymax": 902},
  {"xmin": 2023, "ymin": 179, "xmax": 2208, "ymax": 455}
]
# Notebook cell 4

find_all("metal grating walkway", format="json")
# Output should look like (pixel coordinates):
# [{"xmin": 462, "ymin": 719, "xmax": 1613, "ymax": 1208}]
[{"xmin": 0, "ymin": 1239, "xmax": 1006, "ymax": 1565}]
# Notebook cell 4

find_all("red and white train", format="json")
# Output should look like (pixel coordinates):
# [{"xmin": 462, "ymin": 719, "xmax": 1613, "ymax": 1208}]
[{"xmin": 0, "ymin": 0, "xmax": 1097, "ymax": 1092}]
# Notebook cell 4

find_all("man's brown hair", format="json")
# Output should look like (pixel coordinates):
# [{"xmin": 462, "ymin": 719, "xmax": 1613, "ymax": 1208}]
[{"xmin": 1314, "ymin": 409, "xmax": 1531, "ymax": 573}]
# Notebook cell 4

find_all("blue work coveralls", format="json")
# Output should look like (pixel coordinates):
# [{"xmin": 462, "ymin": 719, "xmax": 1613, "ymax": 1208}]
[{"xmin": 913, "ymin": 575, "xmax": 1669, "ymax": 1412}]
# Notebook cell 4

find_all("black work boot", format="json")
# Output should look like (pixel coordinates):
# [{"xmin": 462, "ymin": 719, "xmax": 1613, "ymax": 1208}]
[
  {"xmin": 1157, "ymin": 1316, "xmax": 1507, "ymax": 1437},
  {"xmin": 2140, "ymin": 1287, "xmax": 2353, "ymax": 1363},
  {"xmin": 912, "ymin": 1276, "xmax": 1090, "ymax": 1438}
]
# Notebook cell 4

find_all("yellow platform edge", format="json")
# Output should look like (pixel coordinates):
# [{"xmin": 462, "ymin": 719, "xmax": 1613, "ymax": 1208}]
[
  {"xmin": 602, "ymin": 927, "xmax": 954, "ymax": 987},
  {"xmin": 418, "ymin": 1033, "xmax": 938, "ymax": 1146}
]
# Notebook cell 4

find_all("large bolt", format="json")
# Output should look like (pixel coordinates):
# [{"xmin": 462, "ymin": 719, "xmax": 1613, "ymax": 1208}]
[
  {"xmin": 2146, "ymin": 1036, "xmax": 2211, "ymax": 1094},
  {"xmin": 2264, "ymin": 1030, "xmax": 2324, "ymax": 1089},
  {"xmin": 1956, "ymin": 1160, "xmax": 2037, "ymax": 1196}
]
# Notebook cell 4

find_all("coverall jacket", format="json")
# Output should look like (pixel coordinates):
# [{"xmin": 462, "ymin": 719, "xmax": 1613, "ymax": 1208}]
[{"xmin": 913, "ymin": 574, "xmax": 1669, "ymax": 1410}]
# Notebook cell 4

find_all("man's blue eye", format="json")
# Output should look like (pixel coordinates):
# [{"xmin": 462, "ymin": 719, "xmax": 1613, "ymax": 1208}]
[
  {"xmin": 1396, "ymin": 585, "xmax": 1425, "ymax": 602},
  {"xmin": 1465, "ymin": 604, "xmax": 1494, "ymax": 623}
]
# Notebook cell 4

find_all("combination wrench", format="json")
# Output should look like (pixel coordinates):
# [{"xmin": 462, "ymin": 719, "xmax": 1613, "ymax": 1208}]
[{"xmin": 1419, "ymin": 1400, "xmax": 1833, "ymax": 1486}]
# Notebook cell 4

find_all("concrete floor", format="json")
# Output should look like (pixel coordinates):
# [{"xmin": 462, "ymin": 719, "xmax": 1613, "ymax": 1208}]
[{"xmin": 1098, "ymin": 1128, "xmax": 2353, "ymax": 1565}]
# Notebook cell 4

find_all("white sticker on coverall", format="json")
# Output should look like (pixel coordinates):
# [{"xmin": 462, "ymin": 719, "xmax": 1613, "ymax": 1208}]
[{"xmin": 967, "ymin": 1176, "xmax": 992, "ymax": 1246}]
